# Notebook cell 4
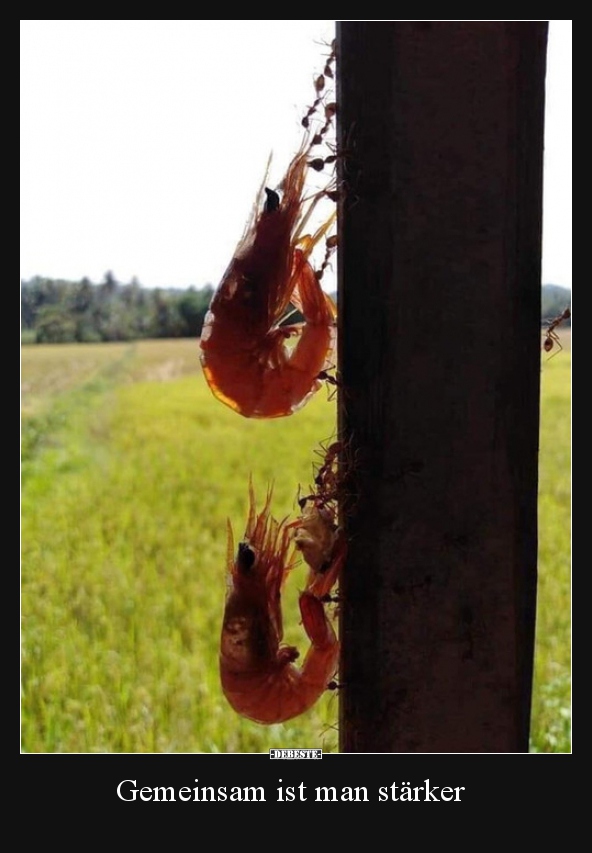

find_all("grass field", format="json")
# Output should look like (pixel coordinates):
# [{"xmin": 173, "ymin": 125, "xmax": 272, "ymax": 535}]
[{"xmin": 21, "ymin": 334, "xmax": 571, "ymax": 753}]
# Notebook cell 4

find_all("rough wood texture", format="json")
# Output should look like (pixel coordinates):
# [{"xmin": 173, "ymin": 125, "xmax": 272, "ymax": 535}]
[{"xmin": 337, "ymin": 21, "xmax": 548, "ymax": 753}]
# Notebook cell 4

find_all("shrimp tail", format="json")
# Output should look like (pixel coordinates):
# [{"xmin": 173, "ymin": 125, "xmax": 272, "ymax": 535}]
[
  {"xmin": 299, "ymin": 590, "xmax": 337, "ymax": 650},
  {"xmin": 298, "ymin": 590, "xmax": 339, "ymax": 692}
]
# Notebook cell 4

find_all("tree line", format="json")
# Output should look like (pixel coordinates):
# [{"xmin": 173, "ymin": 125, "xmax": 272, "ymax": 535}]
[
  {"xmin": 21, "ymin": 274, "xmax": 570, "ymax": 344},
  {"xmin": 541, "ymin": 284, "xmax": 571, "ymax": 324},
  {"xmin": 21, "ymin": 272, "xmax": 215, "ymax": 344}
]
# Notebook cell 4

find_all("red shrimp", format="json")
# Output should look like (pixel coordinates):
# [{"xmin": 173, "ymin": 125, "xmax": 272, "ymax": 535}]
[
  {"xmin": 220, "ymin": 483, "xmax": 339, "ymax": 724},
  {"xmin": 199, "ymin": 143, "xmax": 337, "ymax": 418}
]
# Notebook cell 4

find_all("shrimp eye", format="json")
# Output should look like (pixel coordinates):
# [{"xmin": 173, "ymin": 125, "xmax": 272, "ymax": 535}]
[
  {"xmin": 237, "ymin": 542, "xmax": 256, "ymax": 574},
  {"xmin": 264, "ymin": 187, "xmax": 280, "ymax": 213}
]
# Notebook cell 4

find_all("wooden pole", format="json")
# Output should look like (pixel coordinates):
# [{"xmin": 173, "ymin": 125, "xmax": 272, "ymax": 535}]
[{"xmin": 337, "ymin": 21, "xmax": 548, "ymax": 753}]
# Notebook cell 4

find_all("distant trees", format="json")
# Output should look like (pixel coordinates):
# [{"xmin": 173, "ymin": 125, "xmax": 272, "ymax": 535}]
[
  {"xmin": 541, "ymin": 284, "xmax": 571, "ymax": 324},
  {"xmin": 20, "ymin": 275, "xmax": 571, "ymax": 344},
  {"xmin": 21, "ymin": 273, "xmax": 214, "ymax": 343}
]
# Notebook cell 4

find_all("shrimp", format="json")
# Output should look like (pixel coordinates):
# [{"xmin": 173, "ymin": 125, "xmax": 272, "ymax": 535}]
[
  {"xmin": 220, "ymin": 483, "xmax": 339, "ymax": 724},
  {"xmin": 290, "ymin": 441, "xmax": 347, "ymax": 600},
  {"xmin": 199, "ymin": 48, "xmax": 338, "ymax": 418},
  {"xmin": 200, "ymin": 148, "xmax": 337, "ymax": 418},
  {"xmin": 291, "ymin": 505, "xmax": 346, "ymax": 600}
]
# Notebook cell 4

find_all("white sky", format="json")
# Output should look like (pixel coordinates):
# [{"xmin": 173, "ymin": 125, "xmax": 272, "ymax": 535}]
[{"xmin": 20, "ymin": 20, "xmax": 572, "ymax": 291}]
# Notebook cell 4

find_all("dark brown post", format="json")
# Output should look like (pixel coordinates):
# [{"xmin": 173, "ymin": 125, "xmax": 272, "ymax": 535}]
[{"xmin": 337, "ymin": 21, "xmax": 547, "ymax": 752}]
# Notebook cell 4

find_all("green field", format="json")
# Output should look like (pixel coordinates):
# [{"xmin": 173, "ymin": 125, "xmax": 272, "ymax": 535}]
[{"xmin": 21, "ymin": 335, "xmax": 571, "ymax": 753}]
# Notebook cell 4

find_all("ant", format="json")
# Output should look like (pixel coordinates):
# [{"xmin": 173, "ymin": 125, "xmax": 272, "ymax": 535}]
[
  {"xmin": 317, "ymin": 369, "xmax": 339, "ymax": 402},
  {"xmin": 543, "ymin": 307, "xmax": 571, "ymax": 357},
  {"xmin": 315, "ymin": 233, "xmax": 338, "ymax": 282},
  {"xmin": 301, "ymin": 40, "xmax": 336, "ymax": 136}
]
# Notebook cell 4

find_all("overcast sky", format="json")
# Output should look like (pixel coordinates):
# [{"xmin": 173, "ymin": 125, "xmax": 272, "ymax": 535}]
[{"xmin": 20, "ymin": 20, "xmax": 572, "ymax": 291}]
